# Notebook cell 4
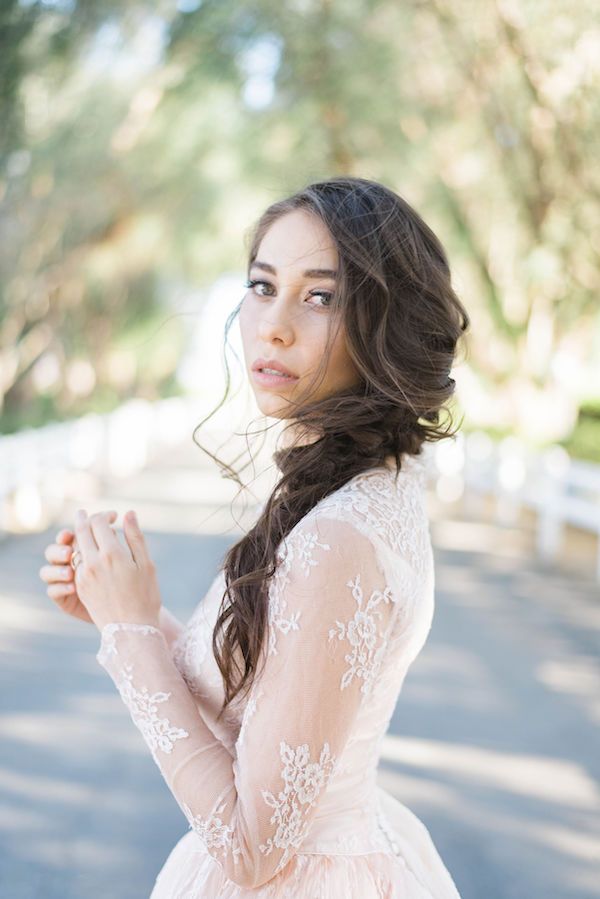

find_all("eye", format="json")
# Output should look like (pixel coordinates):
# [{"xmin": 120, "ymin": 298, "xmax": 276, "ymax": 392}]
[
  {"xmin": 306, "ymin": 290, "xmax": 334, "ymax": 309},
  {"xmin": 244, "ymin": 278, "xmax": 274, "ymax": 296},
  {"xmin": 244, "ymin": 279, "xmax": 333, "ymax": 308}
]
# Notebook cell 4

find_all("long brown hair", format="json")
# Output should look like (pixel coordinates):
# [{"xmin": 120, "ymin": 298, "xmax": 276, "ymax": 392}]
[{"xmin": 193, "ymin": 176, "xmax": 470, "ymax": 720}]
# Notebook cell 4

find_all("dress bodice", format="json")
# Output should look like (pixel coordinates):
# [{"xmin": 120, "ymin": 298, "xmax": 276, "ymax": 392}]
[{"xmin": 168, "ymin": 453, "xmax": 435, "ymax": 863}]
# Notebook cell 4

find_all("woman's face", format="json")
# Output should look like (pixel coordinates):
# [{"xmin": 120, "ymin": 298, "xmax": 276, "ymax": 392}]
[{"xmin": 239, "ymin": 209, "xmax": 361, "ymax": 421}]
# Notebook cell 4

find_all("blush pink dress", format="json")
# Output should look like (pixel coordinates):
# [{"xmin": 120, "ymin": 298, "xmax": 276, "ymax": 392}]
[{"xmin": 96, "ymin": 454, "xmax": 463, "ymax": 897}]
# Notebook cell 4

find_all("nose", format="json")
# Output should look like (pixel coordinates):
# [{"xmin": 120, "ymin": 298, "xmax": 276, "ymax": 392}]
[{"xmin": 256, "ymin": 297, "xmax": 296, "ymax": 345}]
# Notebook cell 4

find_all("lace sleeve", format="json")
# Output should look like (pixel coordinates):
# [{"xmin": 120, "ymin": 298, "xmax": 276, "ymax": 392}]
[
  {"xmin": 95, "ymin": 514, "xmax": 410, "ymax": 889},
  {"xmin": 158, "ymin": 605, "xmax": 184, "ymax": 650}
]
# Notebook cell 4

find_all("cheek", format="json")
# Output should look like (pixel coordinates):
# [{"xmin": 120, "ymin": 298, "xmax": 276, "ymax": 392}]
[
  {"xmin": 238, "ymin": 298, "xmax": 252, "ymax": 341},
  {"xmin": 304, "ymin": 312, "xmax": 332, "ymax": 353},
  {"xmin": 325, "ymin": 333, "xmax": 359, "ymax": 387}
]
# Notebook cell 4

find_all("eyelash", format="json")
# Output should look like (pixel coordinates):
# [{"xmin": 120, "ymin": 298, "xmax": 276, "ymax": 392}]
[{"xmin": 244, "ymin": 278, "xmax": 333, "ymax": 308}]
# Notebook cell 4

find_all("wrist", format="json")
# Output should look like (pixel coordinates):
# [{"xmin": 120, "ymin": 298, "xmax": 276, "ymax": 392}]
[{"xmin": 97, "ymin": 614, "xmax": 161, "ymax": 632}]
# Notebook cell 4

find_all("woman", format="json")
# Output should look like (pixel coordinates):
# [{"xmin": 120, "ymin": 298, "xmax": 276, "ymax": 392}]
[{"xmin": 40, "ymin": 176, "xmax": 469, "ymax": 897}]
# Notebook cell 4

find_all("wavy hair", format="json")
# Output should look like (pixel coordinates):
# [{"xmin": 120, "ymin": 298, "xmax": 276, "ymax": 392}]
[{"xmin": 193, "ymin": 175, "xmax": 470, "ymax": 720}]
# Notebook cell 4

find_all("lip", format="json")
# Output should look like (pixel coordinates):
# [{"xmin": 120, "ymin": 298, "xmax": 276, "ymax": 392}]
[
  {"xmin": 252, "ymin": 358, "xmax": 299, "ymax": 378},
  {"xmin": 251, "ymin": 357, "xmax": 299, "ymax": 389}
]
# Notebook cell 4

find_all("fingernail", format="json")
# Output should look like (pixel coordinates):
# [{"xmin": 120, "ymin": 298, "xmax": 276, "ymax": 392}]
[{"xmin": 128, "ymin": 511, "xmax": 137, "ymax": 525}]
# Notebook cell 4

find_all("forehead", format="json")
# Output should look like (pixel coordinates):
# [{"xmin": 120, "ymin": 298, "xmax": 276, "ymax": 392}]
[{"xmin": 254, "ymin": 209, "xmax": 338, "ymax": 274}]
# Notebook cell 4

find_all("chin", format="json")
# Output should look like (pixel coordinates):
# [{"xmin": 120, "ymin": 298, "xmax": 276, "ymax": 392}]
[{"xmin": 254, "ymin": 393, "xmax": 290, "ymax": 419}]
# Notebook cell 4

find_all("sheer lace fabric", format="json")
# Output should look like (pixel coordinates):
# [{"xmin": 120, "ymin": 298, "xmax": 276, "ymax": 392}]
[{"xmin": 96, "ymin": 454, "xmax": 463, "ymax": 897}]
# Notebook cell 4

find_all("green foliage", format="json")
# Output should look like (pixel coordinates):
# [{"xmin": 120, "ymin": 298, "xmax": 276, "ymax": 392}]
[
  {"xmin": 0, "ymin": 0, "xmax": 598, "ymax": 442},
  {"xmin": 559, "ymin": 401, "xmax": 600, "ymax": 464}
]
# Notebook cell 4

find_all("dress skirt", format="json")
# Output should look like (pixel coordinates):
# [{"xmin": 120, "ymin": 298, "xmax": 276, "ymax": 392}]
[{"xmin": 149, "ymin": 787, "xmax": 462, "ymax": 898}]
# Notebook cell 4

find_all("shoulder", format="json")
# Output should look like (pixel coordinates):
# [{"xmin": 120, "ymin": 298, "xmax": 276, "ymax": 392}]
[
  {"xmin": 291, "ymin": 457, "xmax": 431, "ymax": 573},
  {"xmin": 264, "ymin": 460, "xmax": 433, "ymax": 657}
]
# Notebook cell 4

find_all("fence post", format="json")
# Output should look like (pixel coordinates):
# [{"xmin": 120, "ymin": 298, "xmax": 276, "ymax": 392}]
[{"xmin": 536, "ymin": 446, "xmax": 570, "ymax": 563}]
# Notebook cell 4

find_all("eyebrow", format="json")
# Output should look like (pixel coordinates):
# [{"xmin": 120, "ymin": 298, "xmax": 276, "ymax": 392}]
[{"xmin": 249, "ymin": 260, "xmax": 338, "ymax": 279}]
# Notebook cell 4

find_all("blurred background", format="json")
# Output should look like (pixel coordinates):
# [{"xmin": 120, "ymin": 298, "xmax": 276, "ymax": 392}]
[{"xmin": 0, "ymin": 1, "xmax": 599, "ymax": 897}]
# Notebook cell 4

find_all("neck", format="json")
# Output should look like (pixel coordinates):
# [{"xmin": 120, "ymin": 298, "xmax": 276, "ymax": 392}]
[{"xmin": 280, "ymin": 422, "xmax": 321, "ymax": 450}]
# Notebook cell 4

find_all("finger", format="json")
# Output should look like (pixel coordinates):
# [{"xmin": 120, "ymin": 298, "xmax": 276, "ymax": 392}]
[
  {"xmin": 39, "ymin": 563, "xmax": 74, "ymax": 583},
  {"xmin": 88, "ymin": 510, "xmax": 122, "ymax": 553},
  {"xmin": 44, "ymin": 543, "xmax": 74, "ymax": 564},
  {"xmin": 56, "ymin": 510, "xmax": 118, "ymax": 545},
  {"xmin": 122, "ymin": 511, "xmax": 151, "ymax": 568},
  {"xmin": 73, "ymin": 509, "xmax": 99, "ymax": 560},
  {"xmin": 47, "ymin": 582, "xmax": 77, "ymax": 599}
]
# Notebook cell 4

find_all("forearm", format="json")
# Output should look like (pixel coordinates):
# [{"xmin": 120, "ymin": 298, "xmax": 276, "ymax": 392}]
[{"xmin": 96, "ymin": 623, "xmax": 251, "ymax": 885}]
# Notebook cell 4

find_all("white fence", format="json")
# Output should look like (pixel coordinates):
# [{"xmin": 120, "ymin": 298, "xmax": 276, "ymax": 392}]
[
  {"xmin": 0, "ymin": 396, "xmax": 202, "ymax": 535},
  {"xmin": 431, "ymin": 431, "xmax": 600, "ymax": 583},
  {"xmin": 1, "ymin": 404, "xmax": 599, "ymax": 582}
]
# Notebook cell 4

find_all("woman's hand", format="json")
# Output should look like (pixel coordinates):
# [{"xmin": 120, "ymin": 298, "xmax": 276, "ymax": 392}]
[
  {"xmin": 72, "ymin": 509, "xmax": 162, "ymax": 632},
  {"xmin": 39, "ymin": 511, "xmax": 118, "ymax": 623}
]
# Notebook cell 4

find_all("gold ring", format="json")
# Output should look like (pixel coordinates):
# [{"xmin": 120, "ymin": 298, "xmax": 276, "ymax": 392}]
[{"xmin": 70, "ymin": 550, "xmax": 83, "ymax": 571}]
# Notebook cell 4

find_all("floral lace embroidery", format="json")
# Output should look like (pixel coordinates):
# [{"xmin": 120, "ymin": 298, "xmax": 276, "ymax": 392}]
[
  {"xmin": 328, "ymin": 572, "xmax": 397, "ymax": 695},
  {"xmin": 331, "ymin": 831, "xmax": 363, "ymax": 851},
  {"xmin": 259, "ymin": 740, "xmax": 337, "ymax": 875},
  {"xmin": 93, "ymin": 459, "xmax": 437, "ymax": 885},
  {"xmin": 114, "ymin": 661, "xmax": 190, "ymax": 759},
  {"xmin": 267, "ymin": 530, "xmax": 331, "ymax": 656},
  {"xmin": 181, "ymin": 794, "xmax": 242, "ymax": 864},
  {"xmin": 315, "ymin": 462, "xmax": 430, "ymax": 578},
  {"xmin": 294, "ymin": 529, "xmax": 332, "ymax": 576},
  {"xmin": 171, "ymin": 572, "xmax": 228, "ymax": 695},
  {"xmin": 98, "ymin": 622, "xmax": 163, "ymax": 663},
  {"xmin": 172, "ymin": 615, "xmax": 213, "ymax": 696},
  {"xmin": 236, "ymin": 688, "xmax": 264, "ymax": 749}
]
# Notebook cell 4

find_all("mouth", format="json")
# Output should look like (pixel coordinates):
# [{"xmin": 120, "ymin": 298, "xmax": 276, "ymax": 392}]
[
  {"xmin": 252, "ymin": 367, "xmax": 300, "ymax": 388},
  {"xmin": 251, "ymin": 357, "xmax": 300, "ymax": 385}
]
